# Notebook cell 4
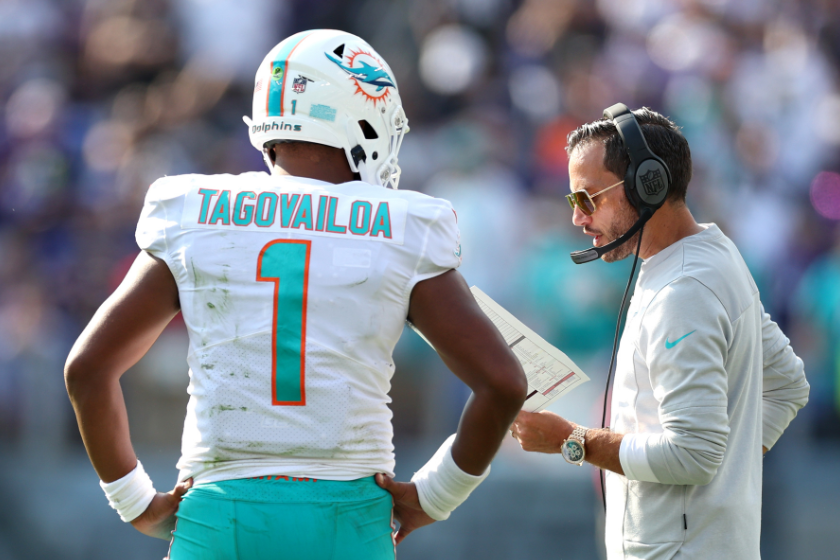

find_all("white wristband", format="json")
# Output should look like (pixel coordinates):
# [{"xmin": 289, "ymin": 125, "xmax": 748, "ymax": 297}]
[
  {"xmin": 410, "ymin": 434, "xmax": 490, "ymax": 521},
  {"xmin": 99, "ymin": 460, "xmax": 157, "ymax": 522}
]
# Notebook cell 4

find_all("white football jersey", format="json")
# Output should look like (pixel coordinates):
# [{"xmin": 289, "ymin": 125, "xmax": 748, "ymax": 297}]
[{"xmin": 136, "ymin": 172, "xmax": 461, "ymax": 483}]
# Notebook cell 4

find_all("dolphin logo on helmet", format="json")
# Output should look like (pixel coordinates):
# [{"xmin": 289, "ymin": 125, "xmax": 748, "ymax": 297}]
[
  {"xmin": 325, "ymin": 52, "xmax": 395, "ymax": 92},
  {"xmin": 243, "ymin": 30, "xmax": 409, "ymax": 189}
]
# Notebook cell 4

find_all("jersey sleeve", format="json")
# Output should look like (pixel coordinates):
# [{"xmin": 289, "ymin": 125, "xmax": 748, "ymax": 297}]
[
  {"xmin": 404, "ymin": 196, "xmax": 462, "ymax": 297},
  {"xmin": 136, "ymin": 179, "xmax": 170, "ymax": 260},
  {"xmin": 619, "ymin": 277, "xmax": 731, "ymax": 486},
  {"xmin": 135, "ymin": 176, "xmax": 188, "ymax": 266}
]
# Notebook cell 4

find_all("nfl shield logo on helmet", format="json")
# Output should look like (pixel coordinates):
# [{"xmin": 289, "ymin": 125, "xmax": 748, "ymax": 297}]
[{"xmin": 293, "ymin": 75, "xmax": 313, "ymax": 94}]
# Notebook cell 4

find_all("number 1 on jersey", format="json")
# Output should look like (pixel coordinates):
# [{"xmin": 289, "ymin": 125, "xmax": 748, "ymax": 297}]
[{"xmin": 257, "ymin": 239, "xmax": 310, "ymax": 406}]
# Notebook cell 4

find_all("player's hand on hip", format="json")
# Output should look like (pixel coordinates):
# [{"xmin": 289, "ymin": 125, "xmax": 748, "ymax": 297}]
[
  {"xmin": 375, "ymin": 473, "xmax": 435, "ymax": 545},
  {"xmin": 131, "ymin": 478, "xmax": 193, "ymax": 540},
  {"xmin": 510, "ymin": 410, "xmax": 571, "ymax": 454}
]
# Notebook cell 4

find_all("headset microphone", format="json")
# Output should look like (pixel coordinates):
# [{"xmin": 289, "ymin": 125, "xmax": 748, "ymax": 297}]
[{"xmin": 570, "ymin": 207, "xmax": 653, "ymax": 264}]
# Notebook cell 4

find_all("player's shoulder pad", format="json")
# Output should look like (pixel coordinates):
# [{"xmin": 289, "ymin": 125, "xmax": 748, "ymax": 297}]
[
  {"xmin": 343, "ymin": 182, "xmax": 458, "ymax": 226},
  {"xmin": 396, "ymin": 189, "xmax": 461, "ymax": 265},
  {"xmin": 146, "ymin": 173, "xmax": 201, "ymax": 203},
  {"xmin": 146, "ymin": 171, "xmax": 271, "ymax": 202},
  {"xmin": 392, "ymin": 188, "xmax": 458, "ymax": 225}
]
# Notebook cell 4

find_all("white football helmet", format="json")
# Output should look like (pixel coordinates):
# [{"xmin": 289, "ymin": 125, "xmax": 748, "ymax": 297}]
[{"xmin": 244, "ymin": 29, "xmax": 409, "ymax": 189}]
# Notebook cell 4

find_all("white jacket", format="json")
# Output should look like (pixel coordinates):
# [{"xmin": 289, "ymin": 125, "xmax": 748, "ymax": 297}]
[{"xmin": 605, "ymin": 224, "xmax": 809, "ymax": 560}]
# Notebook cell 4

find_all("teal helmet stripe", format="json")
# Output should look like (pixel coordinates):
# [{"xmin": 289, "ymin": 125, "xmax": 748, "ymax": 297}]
[{"xmin": 267, "ymin": 31, "xmax": 314, "ymax": 117}]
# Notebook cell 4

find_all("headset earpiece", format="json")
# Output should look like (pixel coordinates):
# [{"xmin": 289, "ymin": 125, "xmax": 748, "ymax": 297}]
[{"xmin": 602, "ymin": 103, "xmax": 671, "ymax": 213}]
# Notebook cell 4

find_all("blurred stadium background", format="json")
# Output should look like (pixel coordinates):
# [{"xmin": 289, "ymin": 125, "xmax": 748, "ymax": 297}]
[{"xmin": 1, "ymin": 0, "xmax": 840, "ymax": 558}]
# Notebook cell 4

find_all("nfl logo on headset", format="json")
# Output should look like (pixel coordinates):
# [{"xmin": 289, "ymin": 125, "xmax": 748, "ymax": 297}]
[{"xmin": 640, "ymin": 169, "xmax": 665, "ymax": 196}]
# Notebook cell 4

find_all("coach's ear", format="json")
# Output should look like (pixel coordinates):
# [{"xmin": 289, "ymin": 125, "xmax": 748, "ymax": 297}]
[{"xmin": 375, "ymin": 473, "xmax": 435, "ymax": 544}]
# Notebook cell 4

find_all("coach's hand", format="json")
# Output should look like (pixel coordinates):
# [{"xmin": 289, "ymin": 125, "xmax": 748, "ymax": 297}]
[
  {"xmin": 511, "ymin": 410, "xmax": 572, "ymax": 454},
  {"xmin": 375, "ymin": 473, "xmax": 435, "ymax": 544},
  {"xmin": 131, "ymin": 478, "xmax": 193, "ymax": 540}
]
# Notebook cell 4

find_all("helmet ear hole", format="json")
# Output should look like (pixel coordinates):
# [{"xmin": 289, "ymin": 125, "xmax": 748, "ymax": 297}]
[
  {"xmin": 350, "ymin": 145, "xmax": 367, "ymax": 167},
  {"xmin": 358, "ymin": 120, "xmax": 379, "ymax": 140}
]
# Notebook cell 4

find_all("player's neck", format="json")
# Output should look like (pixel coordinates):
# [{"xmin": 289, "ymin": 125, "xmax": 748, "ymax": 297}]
[
  {"xmin": 270, "ymin": 146, "xmax": 356, "ymax": 184},
  {"xmin": 271, "ymin": 163, "xmax": 355, "ymax": 184},
  {"xmin": 639, "ymin": 202, "xmax": 703, "ymax": 259}
]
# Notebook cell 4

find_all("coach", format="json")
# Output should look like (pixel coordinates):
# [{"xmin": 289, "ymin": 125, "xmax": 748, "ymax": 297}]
[{"xmin": 511, "ymin": 106, "xmax": 810, "ymax": 559}]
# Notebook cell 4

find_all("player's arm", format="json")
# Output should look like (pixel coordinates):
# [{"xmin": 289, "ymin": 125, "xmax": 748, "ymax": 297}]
[
  {"xmin": 64, "ymin": 250, "xmax": 189, "ymax": 539},
  {"xmin": 409, "ymin": 269, "xmax": 528, "ymax": 474},
  {"xmin": 377, "ymin": 269, "xmax": 528, "ymax": 543}
]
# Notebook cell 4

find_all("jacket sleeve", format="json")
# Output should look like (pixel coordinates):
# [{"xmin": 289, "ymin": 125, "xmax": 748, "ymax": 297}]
[
  {"xmin": 619, "ymin": 277, "xmax": 731, "ymax": 486},
  {"xmin": 760, "ymin": 304, "xmax": 809, "ymax": 450}
]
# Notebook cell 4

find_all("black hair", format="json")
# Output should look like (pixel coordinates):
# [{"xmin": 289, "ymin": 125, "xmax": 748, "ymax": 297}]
[{"xmin": 566, "ymin": 108, "xmax": 692, "ymax": 204}]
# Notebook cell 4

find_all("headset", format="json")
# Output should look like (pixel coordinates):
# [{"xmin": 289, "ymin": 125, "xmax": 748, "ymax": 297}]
[
  {"xmin": 570, "ymin": 103, "xmax": 672, "ymax": 264},
  {"xmin": 569, "ymin": 103, "xmax": 672, "ymax": 510}
]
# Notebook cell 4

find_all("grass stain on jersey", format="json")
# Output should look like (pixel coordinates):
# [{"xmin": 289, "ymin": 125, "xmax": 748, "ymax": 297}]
[
  {"xmin": 190, "ymin": 258, "xmax": 206, "ymax": 287},
  {"xmin": 209, "ymin": 404, "xmax": 237, "ymax": 417},
  {"xmin": 281, "ymin": 446, "xmax": 307, "ymax": 457},
  {"xmin": 205, "ymin": 289, "xmax": 231, "ymax": 315},
  {"xmin": 204, "ymin": 456, "xmax": 228, "ymax": 467}
]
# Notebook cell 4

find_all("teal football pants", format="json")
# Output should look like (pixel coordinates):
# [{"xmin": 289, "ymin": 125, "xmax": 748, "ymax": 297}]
[{"xmin": 167, "ymin": 476, "xmax": 395, "ymax": 560}]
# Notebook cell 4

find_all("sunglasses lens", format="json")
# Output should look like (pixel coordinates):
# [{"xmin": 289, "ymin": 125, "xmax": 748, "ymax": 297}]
[{"xmin": 572, "ymin": 191, "xmax": 595, "ymax": 215}]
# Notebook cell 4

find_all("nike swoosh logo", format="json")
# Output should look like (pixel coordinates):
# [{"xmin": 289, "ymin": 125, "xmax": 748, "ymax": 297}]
[{"xmin": 665, "ymin": 330, "xmax": 696, "ymax": 349}]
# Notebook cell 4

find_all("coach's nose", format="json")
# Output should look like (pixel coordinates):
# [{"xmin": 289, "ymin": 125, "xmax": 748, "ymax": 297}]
[{"xmin": 572, "ymin": 205, "xmax": 591, "ymax": 227}]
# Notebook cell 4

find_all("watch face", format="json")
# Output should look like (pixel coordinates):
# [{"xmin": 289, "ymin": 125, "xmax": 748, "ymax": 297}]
[{"xmin": 563, "ymin": 440, "xmax": 584, "ymax": 464}]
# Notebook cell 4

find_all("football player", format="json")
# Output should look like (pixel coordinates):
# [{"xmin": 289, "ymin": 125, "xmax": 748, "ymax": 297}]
[{"xmin": 64, "ymin": 29, "xmax": 527, "ymax": 559}]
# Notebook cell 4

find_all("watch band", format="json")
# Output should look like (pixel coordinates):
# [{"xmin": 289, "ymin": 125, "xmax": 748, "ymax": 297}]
[
  {"xmin": 570, "ymin": 425, "xmax": 587, "ymax": 446},
  {"xmin": 562, "ymin": 425, "xmax": 589, "ymax": 466}
]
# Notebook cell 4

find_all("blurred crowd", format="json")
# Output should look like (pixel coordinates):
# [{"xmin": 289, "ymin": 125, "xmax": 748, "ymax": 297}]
[{"xmin": 1, "ymin": 0, "xmax": 840, "ymax": 459}]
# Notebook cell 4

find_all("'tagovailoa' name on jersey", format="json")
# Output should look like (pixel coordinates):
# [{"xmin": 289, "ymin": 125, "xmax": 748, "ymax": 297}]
[{"xmin": 180, "ymin": 186, "xmax": 408, "ymax": 245}]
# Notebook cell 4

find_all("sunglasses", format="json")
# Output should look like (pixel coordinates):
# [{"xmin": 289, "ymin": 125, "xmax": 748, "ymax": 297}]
[{"xmin": 566, "ymin": 180, "xmax": 624, "ymax": 216}]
